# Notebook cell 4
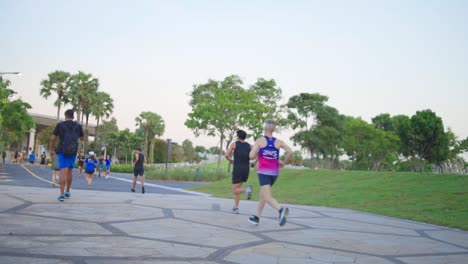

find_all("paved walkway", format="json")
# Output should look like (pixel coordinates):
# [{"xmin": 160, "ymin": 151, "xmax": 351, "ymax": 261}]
[{"xmin": 1, "ymin": 172, "xmax": 468, "ymax": 263}]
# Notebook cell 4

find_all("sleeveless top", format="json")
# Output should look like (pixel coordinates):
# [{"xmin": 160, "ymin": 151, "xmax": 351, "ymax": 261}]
[
  {"xmin": 135, "ymin": 153, "xmax": 144, "ymax": 169},
  {"xmin": 233, "ymin": 141, "xmax": 250, "ymax": 168},
  {"xmin": 257, "ymin": 136, "xmax": 280, "ymax": 176}
]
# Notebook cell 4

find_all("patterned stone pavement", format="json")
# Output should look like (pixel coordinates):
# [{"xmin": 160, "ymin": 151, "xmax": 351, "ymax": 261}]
[{"xmin": 0, "ymin": 169, "xmax": 467, "ymax": 263}]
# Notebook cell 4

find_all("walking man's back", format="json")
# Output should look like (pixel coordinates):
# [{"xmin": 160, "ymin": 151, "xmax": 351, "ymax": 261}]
[{"xmin": 49, "ymin": 109, "xmax": 84, "ymax": 202}]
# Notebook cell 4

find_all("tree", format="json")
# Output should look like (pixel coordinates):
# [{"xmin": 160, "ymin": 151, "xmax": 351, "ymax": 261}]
[
  {"xmin": 194, "ymin": 145, "xmax": 206, "ymax": 153},
  {"xmin": 185, "ymin": 75, "xmax": 255, "ymax": 169},
  {"xmin": 68, "ymin": 71, "xmax": 99, "ymax": 125},
  {"xmin": 108, "ymin": 128, "xmax": 142, "ymax": 164},
  {"xmin": 247, "ymin": 78, "xmax": 283, "ymax": 139},
  {"xmin": 135, "ymin": 111, "xmax": 165, "ymax": 163},
  {"xmin": 91, "ymin": 91, "xmax": 114, "ymax": 140},
  {"xmin": 410, "ymin": 110, "xmax": 449, "ymax": 170},
  {"xmin": 182, "ymin": 139, "xmax": 196, "ymax": 162},
  {"xmin": 94, "ymin": 117, "xmax": 118, "ymax": 151},
  {"xmin": 39, "ymin": 70, "xmax": 71, "ymax": 122},
  {"xmin": 372, "ymin": 113, "xmax": 394, "ymax": 131}
]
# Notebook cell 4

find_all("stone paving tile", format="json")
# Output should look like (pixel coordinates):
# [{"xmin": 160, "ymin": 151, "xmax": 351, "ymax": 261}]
[
  {"xmin": 113, "ymin": 218, "xmax": 262, "ymax": 247},
  {"xmin": 18, "ymin": 203, "xmax": 165, "ymax": 222},
  {"xmin": 0, "ymin": 213, "xmax": 111, "ymax": 235},
  {"xmin": 0, "ymin": 256, "xmax": 73, "ymax": 264},
  {"xmin": 224, "ymin": 242, "xmax": 395, "ymax": 264},
  {"xmin": 288, "ymin": 217, "xmax": 419, "ymax": 236},
  {"xmin": 265, "ymin": 229, "xmax": 468, "ymax": 255},
  {"xmin": 87, "ymin": 261, "xmax": 219, "ymax": 264},
  {"xmin": 0, "ymin": 236, "xmax": 216, "ymax": 258},
  {"xmin": 397, "ymin": 254, "xmax": 468, "ymax": 264},
  {"xmin": 425, "ymin": 230, "xmax": 468, "ymax": 248},
  {"xmin": 172, "ymin": 209, "xmax": 302, "ymax": 232},
  {"xmin": 0, "ymin": 194, "xmax": 24, "ymax": 211},
  {"xmin": 321, "ymin": 211, "xmax": 443, "ymax": 230}
]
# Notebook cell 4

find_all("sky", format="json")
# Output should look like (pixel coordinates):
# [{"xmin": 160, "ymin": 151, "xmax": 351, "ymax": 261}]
[{"xmin": 1, "ymin": 0, "xmax": 467, "ymax": 151}]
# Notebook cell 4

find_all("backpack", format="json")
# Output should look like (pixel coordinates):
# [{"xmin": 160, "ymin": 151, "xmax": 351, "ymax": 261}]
[{"xmin": 61, "ymin": 122, "xmax": 79, "ymax": 156}]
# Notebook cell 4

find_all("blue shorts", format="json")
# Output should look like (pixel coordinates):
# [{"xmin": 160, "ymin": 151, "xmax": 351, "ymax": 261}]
[
  {"xmin": 57, "ymin": 154, "xmax": 77, "ymax": 169},
  {"xmin": 258, "ymin": 173, "xmax": 278, "ymax": 186},
  {"xmin": 106, "ymin": 165, "xmax": 111, "ymax": 171}
]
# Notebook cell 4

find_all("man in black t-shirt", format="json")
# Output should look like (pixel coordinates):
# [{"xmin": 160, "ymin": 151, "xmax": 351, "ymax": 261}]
[
  {"xmin": 131, "ymin": 148, "xmax": 146, "ymax": 194},
  {"xmin": 49, "ymin": 109, "xmax": 84, "ymax": 202},
  {"xmin": 77, "ymin": 151, "xmax": 85, "ymax": 177}
]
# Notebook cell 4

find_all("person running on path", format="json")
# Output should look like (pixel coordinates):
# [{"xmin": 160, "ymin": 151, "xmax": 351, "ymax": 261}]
[
  {"xmin": 51, "ymin": 154, "xmax": 60, "ymax": 187},
  {"xmin": 40, "ymin": 151, "xmax": 47, "ymax": 169},
  {"xmin": 77, "ymin": 151, "xmax": 85, "ymax": 177},
  {"xmin": 28, "ymin": 151, "xmax": 36, "ymax": 167},
  {"xmin": 105, "ymin": 155, "xmax": 112, "ymax": 179},
  {"xmin": 225, "ymin": 130, "xmax": 253, "ymax": 214},
  {"xmin": 132, "ymin": 148, "xmax": 146, "ymax": 194},
  {"xmin": 84, "ymin": 151, "xmax": 98, "ymax": 188},
  {"xmin": 248, "ymin": 119, "xmax": 293, "ymax": 226},
  {"xmin": 97, "ymin": 155, "xmax": 104, "ymax": 178},
  {"xmin": 49, "ymin": 109, "xmax": 84, "ymax": 202},
  {"xmin": 2, "ymin": 150, "xmax": 6, "ymax": 164}
]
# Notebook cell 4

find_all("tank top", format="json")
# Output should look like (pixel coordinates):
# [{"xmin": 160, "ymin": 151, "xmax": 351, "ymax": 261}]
[
  {"xmin": 135, "ymin": 153, "xmax": 144, "ymax": 168},
  {"xmin": 257, "ymin": 136, "xmax": 280, "ymax": 176},
  {"xmin": 234, "ymin": 141, "xmax": 250, "ymax": 168}
]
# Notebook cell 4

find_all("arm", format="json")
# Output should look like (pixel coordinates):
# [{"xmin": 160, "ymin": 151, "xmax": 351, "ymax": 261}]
[
  {"xmin": 78, "ymin": 125, "xmax": 85, "ymax": 141},
  {"xmin": 49, "ymin": 135, "xmax": 57, "ymax": 157},
  {"xmin": 134, "ymin": 153, "xmax": 139, "ymax": 165},
  {"xmin": 249, "ymin": 139, "xmax": 261, "ymax": 160},
  {"xmin": 224, "ymin": 143, "xmax": 236, "ymax": 164},
  {"xmin": 278, "ymin": 140, "xmax": 293, "ymax": 167}
]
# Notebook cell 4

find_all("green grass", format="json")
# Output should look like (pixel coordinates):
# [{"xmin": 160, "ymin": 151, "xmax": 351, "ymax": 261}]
[{"xmin": 189, "ymin": 169, "xmax": 468, "ymax": 230}]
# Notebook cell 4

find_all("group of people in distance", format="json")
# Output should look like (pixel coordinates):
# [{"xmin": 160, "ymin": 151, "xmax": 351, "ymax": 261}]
[{"xmin": 49, "ymin": 108, "xmax": 292, "ymax": 226}]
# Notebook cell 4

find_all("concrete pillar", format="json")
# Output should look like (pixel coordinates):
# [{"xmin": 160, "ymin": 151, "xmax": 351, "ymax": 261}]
[{"xmin": 28, "ymin": 128, "xmax": 36, "ymax": 154}]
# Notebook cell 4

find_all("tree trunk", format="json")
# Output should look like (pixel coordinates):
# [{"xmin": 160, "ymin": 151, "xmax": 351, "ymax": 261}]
[
  {"xmin": 144, "ymin": 127, "xmax": 149, "ymax": 159},
  {"xmin": 56, "ymin": 104, "xmax": 61, "ymax": 123},
  {"xmin": 149, "ymin": 137, "xmax": 155, "ymax": 164},
  {"xmin": 217, "ymin": 136, "xmax": 224, "ymax": 170},
  {"xmin": 95, "ymin": 117, "xmax": 100, "ymax": 142}
]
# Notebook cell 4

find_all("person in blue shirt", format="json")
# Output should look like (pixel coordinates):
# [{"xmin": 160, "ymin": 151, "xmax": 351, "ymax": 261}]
[
  {"xmin": 29, "ymin": 151, "xmax": 36, "ymax": 167},
  {"xmin": 84, "ymin": 151, "xmax": 98, "ymax": 188},
  {"xmin": 105, "ymin": 155, "xmax": 112, "ymax": 179}
]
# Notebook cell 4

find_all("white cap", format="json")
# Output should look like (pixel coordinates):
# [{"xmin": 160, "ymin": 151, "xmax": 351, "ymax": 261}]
[{"xmin": 88, "ymin": 151, "xmax": 95, "ymax": 156}]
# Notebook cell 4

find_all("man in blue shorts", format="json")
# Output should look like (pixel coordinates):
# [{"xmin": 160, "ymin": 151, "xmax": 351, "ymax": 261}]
[{"xmin": 49, "ymin": 109, "xmax": 84, "ymax": 202}]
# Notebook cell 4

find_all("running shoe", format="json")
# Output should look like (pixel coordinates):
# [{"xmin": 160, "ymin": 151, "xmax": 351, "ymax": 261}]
[
  {"xmin": 248, "ymin": 215, "xmax": 259, "ymax": 225},
  {"xmin": 131, "ymin": 188, "xmax": 135, "ymax": 192},
  {"xmin": 231, "ymin": 207, "xmax": 239, "ymax": 214},
  {"xmin": 245, "ymin": 185, "xmax": 253, "ymax": 200},
  {"xmin": 57, "ymin": 194, "xmax": 65, "ymax": 202},
  {"xmin": 142, "ymin": 187, "xmax": 145, "ymax": 194},
  {"xmin": 279, "ymin": 207, "xmax": 289, "ymax": 226},
  {"xmin": 105, "ymin": 175, "xmax": 109, "ymax": 179},
  {"xmin": 64, "ymin": 192, "xmax": 71, "ymax": 199}
]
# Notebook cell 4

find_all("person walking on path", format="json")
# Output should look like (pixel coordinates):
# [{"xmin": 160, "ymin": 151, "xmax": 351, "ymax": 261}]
[
  {"xmin": 105, "ymin": 155, "xmax": 112, "ymax": 179},
  {"xmin": 40, "ymin": 151, "xmax": 47, "ymax": 169},
  {"xmin": 224, "ymin": 130, "xmax": 253, "ymax": 214},
  {"xmin": 28, "ymin": 151, "xmax": 36, "ymax": 167},
  {"xmin": 248, "ymin": 119, "xmax": 293, "ymax": 226},
  {"xmin": 97, "ymin": 155, "xmax": 104, "ymax": 178},
  {"xmin": 84, "ymin": 151, "xmax": 98, "ymax": 188},
  {"xmin": 49, "ymin": 109, "xmax": 84, "ymax": 202},
  {"xmin": 77, "ymin": 151, "xmax": 85, "ymax": 177},
  {"xmin": 51, "ymin": 154, "xmax": 60, "ymax": 187},
  {"xmin": 132, "ymin": 148, "xmax": 146, "ymax": 194},
  {"xmin": 2, "ymin": 150, "xmax": 6, "ymax": 164}
]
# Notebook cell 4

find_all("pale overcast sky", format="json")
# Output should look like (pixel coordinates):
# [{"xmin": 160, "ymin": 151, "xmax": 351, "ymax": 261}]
[{"xmin": 1, "ymin": 0, "xmax": 467, "ymax": 149}]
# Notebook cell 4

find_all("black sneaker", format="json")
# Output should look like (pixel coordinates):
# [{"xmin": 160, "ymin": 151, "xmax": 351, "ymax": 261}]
[
  {"xmin": 142, "ymin": 187, "xmax": 145, "ymax": 194},
  {"xmin": 248, "ymin": 215, "xmax": 259, "ymax": 225},
  {"xmin": 279, "ymin": 207, "xmax": 289, "ymax": 226},
  {"xmin": 131, "ymin": 188, "xmax": 135, "ymax": 192},
  {"xmin": 231, "ymin": 207, "xmax": 239, "ymax": 214}
]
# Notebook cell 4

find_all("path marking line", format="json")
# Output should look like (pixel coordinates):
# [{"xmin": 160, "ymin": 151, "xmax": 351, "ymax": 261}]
[
  {"xmin": 110, "ymin": 175, "xmax": 211, "ymax": 197},
  {"xmin": 21, "ymin": 164, "xmax": 54, "ymax": 184}
]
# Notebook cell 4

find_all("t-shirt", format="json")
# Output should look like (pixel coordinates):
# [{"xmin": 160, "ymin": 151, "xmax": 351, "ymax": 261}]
[
  {"xmin": 40, "ymin": 154, "xmax": 46, "ymax": 162},
  {"xmin": 52, "ymin": 120, "xmax": 84, "ymax": 154},
  {"xmin": 105, "ymin": 158, "xmax": 111, "ymax": 166},
  {"xmin": 84, "ymin": 157, "xmax": 98, "ymax": 171},
  {"xmin": 77, "ymin": 155, "xmax": 85, "ymax": 163},
  {"xmin": 29, "ymin": 153, "xmax": 35, "ymax": 162}
]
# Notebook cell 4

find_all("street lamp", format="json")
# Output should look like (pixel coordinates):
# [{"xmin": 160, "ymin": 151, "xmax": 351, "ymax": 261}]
[{"xmin": 0, "ymin": 72, "xmax": 21, "ymax": 81}]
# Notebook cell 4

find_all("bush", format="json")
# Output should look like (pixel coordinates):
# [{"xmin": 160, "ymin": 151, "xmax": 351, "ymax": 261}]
[{"xmin": 110, "ymin": 164, "xmax": 229, "ymax": 182}]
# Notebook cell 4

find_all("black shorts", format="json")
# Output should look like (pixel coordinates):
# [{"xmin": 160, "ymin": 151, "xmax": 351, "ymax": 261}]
[
  {"xmin": 134, "ymin": 167, "xmax": 144, "ymax": 176},
  {"xmin": 232, "ymin": 166, "xmax": 249, "ymax": 184},
  {"xmin": 85, "ymin": 170, "xmax": 95, "ymax": 175},
  {"xmin": 78, "ymin": 161, "xmax": 84, "ymax": 167},
  {"xmin": 258, "ymin": 173, "xmax": 278, "ymax": 186}
]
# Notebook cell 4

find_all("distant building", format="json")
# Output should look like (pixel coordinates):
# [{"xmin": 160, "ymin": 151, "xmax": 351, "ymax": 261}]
[{"xmin": 9, "ymin": 113, "xmax": 96, "ymax": 155}]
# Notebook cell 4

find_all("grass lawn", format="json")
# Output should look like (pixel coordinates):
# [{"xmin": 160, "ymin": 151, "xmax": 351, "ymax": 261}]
[{"xmin": 189, "ymin": 168, "xmax": 468, "ymax": 230}]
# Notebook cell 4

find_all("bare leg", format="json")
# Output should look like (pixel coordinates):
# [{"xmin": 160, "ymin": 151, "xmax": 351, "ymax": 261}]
[
  {"xmin": 140, "ymin": 176, "xmax": 145, "ymax": 188},
  {"xmin": 59, "ymin": 168, "xmax": 67, "ymax": 195},
  {"xmin": 66, "ymin": 168, "xmax": 73, "ymax": 193},
  {"xmin": 132, "ymin": 176, "xmax": 137, "ymax": 189},
  {"xmin": 232, "ymin": 183, "xmax": 245, "ymax": 208},
  {"xmin": 257, "ymin": 185, "xmax": 281, "ymax": 217}
]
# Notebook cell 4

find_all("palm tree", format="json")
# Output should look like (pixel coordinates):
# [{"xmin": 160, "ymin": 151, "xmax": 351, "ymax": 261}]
[
  {"xmin": 135, "ymin": 112, "xmax": 165, "ymax": 163},
  {"xmin": 91, "ymin": 91, "xmax": 114, "ymax": 140},
  {"xmin": 69, "ymin": 71, "xmax": 99, "ymax": 151},
  {"xmin": 39, "ymin": 70, "xmax": 71, "ymax": 122}
]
